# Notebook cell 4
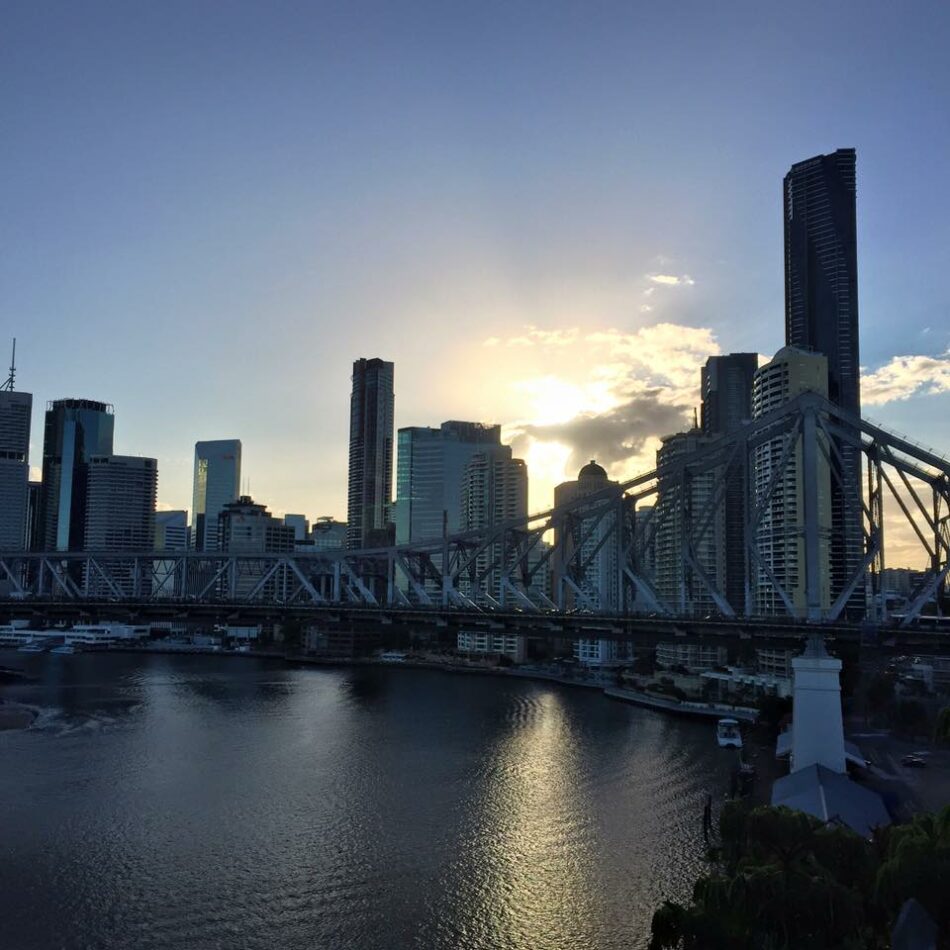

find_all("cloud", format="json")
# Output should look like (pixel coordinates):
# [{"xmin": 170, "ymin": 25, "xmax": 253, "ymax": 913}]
[
  {"xmin": 510, "ymin": 394, "xmax": 690, "ymax": 475},
  {"xmin": 483, "ymin": 325, "xmax": 580, "ymax": 348},
  {"xmin": 503, "ymin": 322, "xmax": 720, "ymax": 479},
  {"xmin": 647, "ymin": 273, "xmax": 695, "ymax": 286},
  {"xmin": 861, "ymin": 350, "xmax": 950, "ymax": 406}
]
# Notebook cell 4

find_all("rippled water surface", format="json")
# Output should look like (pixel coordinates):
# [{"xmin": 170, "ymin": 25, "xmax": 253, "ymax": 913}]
[{"xmin": 0, "ymin": 652, "xmax": 733, "ymax": 949}]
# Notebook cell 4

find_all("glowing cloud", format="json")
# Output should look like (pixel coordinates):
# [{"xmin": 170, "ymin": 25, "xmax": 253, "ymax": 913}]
[
  {"xmin": 646, "ymin": 273, "xmax": 695, "ymax": 286},
  {"xmin": 861, "ymin": 350, "xmax": 950, "ymax": 406}
]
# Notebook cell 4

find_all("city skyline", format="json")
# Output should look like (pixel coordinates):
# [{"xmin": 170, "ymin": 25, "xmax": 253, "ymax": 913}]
[{"xmin": 3, "ymin": 2, "xmax": 949, "ymax": 546}]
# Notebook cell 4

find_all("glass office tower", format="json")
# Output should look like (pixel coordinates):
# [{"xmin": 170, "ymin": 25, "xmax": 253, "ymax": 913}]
[
  {"xmin": 784, "ymin": 148, "xmax": 863, "ymax": 613},
  {"xmin": 40, "ymin": 398, "xmax": 115, "ymax": 551},
  {"xmin": 191, "ymin": 440, "xmax": 242, "ymax": 551}
]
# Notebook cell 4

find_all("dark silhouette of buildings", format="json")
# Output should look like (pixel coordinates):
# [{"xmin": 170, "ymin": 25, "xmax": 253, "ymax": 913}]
[{"xmin": 701, "ymin": 353, "xmax": 758, "ymax": 610}]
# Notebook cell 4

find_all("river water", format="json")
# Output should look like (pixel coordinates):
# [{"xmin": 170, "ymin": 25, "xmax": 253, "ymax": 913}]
[{"xmin": 0, "ymin": 652, "xmax": 733, "ymax": 950}]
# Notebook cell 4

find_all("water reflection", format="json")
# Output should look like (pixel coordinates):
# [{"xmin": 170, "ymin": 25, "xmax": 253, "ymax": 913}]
[{"xmin": 0, "ymin": 654, "xmax": 733, "ymax": 950}]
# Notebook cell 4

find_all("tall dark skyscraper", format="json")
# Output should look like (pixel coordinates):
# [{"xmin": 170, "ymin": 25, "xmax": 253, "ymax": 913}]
[
  {"xmin": 40, "ymin": 398, "xmax": 115, "ymax": 551},
  {"xmin": 784, "ymin": 148, "xmax": 863, "ymax": 611},
  {"xmin": 347, "ymin": 358, "xmax": 394, "ymax": 548},
  {"xmin": 701, "ymin": 353, "xmax": 758, "ymax": 437},
  {"xmin": 0, "ymin": 367, "xmax": 32, "ymax": 549},
  {"xmin": 701, "ymin": 353, "xmax": 758, "ymax": 610}
]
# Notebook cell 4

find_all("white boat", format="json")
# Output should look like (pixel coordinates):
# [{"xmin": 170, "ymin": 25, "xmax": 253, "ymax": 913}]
[
  {"xmin": 17, "ymin": 642, "xmax": 47, "ymax": 653},
  {"xmin": 51, "ymin": 644, "xmax": 78, "ymax": 655},
  {"xmin": 716, "ymin": 718, "xmax": 743, "ymax": 749}
]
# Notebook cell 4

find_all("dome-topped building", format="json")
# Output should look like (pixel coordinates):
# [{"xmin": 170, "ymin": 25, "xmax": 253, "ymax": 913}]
[{"xmin": 577, "ymin": 459, "xmax": 608, "ymax": 483}]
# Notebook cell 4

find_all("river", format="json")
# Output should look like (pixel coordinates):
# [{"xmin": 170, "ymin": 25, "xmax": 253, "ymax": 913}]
[{"xmin": 0, "ymin": 651, "xmax": 734, "ymax": 949}]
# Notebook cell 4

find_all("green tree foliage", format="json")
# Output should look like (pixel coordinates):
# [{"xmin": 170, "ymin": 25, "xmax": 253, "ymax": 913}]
[{"xmin": 650, "ymin": 802, "xmax": 950, "ymax": 949}]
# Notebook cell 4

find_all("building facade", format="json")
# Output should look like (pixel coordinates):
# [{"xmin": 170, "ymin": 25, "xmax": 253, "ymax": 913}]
[
  {"xmin": 701, "ymin": 353, "xmax": 758, "ymax": 611},
  {"xmin": 191, "ymin": 440, "xmax": 241, "ymax": 552},
  {"xmin": 395, "ymin": 421, "xmax": 502, "ymax": 544},
  {"xmin": 751, "ymin": 346, "xmax": 832, "ymax": 617},
  {"xmin": 784, "ymin": 148, "xmax": 863, "ymax": 614},
  {"xmin": 84, "ymin": 456, "xmax": 158, "ymax": 551},
  {"xmin": 653, "ymin": 429, "xmax": 723, "ymax": 615},
  {"xmin": 0, "ymin": 388, "xmax": 31, "ymax": 549},
  {"xmin": 155, "ymin": 510, "xmax": 189, "ymax": 551},
  {"xmin": 40, "ymin": 398, "xmax": 115, "ymax": 551},
  {"xmin": 346, "ymin": 358, "xmax": 394, "ymax": 548},
  {"xmin": 459, "ymin": 444, "xmax": 528, "ymax": 603}
]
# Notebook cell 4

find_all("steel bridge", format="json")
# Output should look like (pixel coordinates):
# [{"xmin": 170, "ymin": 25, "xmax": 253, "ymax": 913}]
[{"xmin": 1, "ymin": 393, "xmax": 948, "ymax": 627}]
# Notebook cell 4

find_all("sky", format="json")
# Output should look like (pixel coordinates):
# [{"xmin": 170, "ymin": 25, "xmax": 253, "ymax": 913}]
[{"xmin": 2, "ymin": 1, "xmax": 949, "ymax": 565}]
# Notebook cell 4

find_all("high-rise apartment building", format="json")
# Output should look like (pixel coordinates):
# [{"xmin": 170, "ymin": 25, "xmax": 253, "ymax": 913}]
[
  {"xmin": 347, "ymin": 358, "xmax": 394, "ymax": 548},
  {"xmin": 751, "ymin": 347, "xmax": 832, "ymax": 617},
  {"xmin": 191, "ymin": 440, "xmax": 242, "ymax": 551},
  {"xmin": 701, "ymin": 353, "xmax": 758, "ymax": 610},
  {"xmin": 395, "ymin": 421, "xmax": 502, "ymax": 544},
  {"xmin": 784, "ymin": 148, "xmax": 863, "ymax": 613},
  {"xmin": 653, "ymin": 429, "xmax": 723, "ymax": 615},
  {"xmin": 459, "ymin": 444, "xmax": 527, "ymax": 603},
  {"xmin": 40, "ymin": 398, "xmax": 115, "ymax": 551},
  {"xmin": 84, "ymin": 456, "xmax": 158, "ymax": 550},
  {"xmin": 0, "ymin": 386, "xmax": 32, "ymax": 549},
  {"xmin": 554, "ymin": 460, "xmax": 624, "ymax": 665}
]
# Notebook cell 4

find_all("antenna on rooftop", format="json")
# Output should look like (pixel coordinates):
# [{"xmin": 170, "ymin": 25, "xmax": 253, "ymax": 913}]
[{"xmin": 0, "ymin": 338, "xmax": 15, "ymax": 392}]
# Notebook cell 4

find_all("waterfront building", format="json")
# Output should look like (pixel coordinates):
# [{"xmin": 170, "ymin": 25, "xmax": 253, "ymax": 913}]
[
  {"xmin": 0, "ymin": 385, "xmax": 31, "ymax": 549},
  {"xmin": 219, "ymin": 496, "xmax": 295, "ymax": 555},
  {"xmin": 751, "ymin": 347, "xmax": 832, "ymax": 617},
  {"xmin": 191, "ymin": 440, "xmax": 241, "ymax": 552},
  {"xmin": 310, "ymin": 517, "xmax": 347, "ymax": 550},
  {"xmin": 153, "ymin": 509, "xmax": 188, "ymax": 599},
  {"xmin": 553, "ymin": 460, "xmax": 624, "ymax": 665},
  {"xmin": 39, "ymin": 398, "xmax": 115, "ymax": 551},
  {"xmin": 83, "ymin": 455, "xmax": 157, "ymax": 596},
  {"xmin": 701, "ymin": 353, "xmax": 758, "ymax": 611},
  {"xmin": 655, "ymin": 642, "xmax": 728, "ymax": 673},
  {"xmin": 347, "ymin": 358, "xmax": 394, "ymax": 548},
  {"xmin": 784, "ymin": 148, "xmax": 864, "ymax": 615},
  {"xmin": 459, "ymin": 444, "xmax": 528, "ymax": 603},
  {"xmin": 219, "ymin": 496, "xmax": 296, "ymax": 601},
  {"xmin": 395, "ymin": 421, "xmax": 502, "ymax": 544},
  {"xmin": 653, "ymin": 429, "xmax": 723, "ymax": 615},
  {"xmin": 456, "ymin": 630, "xmax": 526, "ymax": 662},
  {"xmin": 85, "ymin": 456, "xmax": 158, "ymax": 550}
]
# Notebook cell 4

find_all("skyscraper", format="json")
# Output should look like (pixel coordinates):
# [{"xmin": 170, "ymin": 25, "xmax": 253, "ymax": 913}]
[
  {"xmin": 347, "ymin": 358, "xmax": 394, "ymax": 548},
  {"xmin": 394, "ymin": 421, "xmax": 502, "ymax": 544},
  {"xmin": 701, "ymin": 353, "xmax": 758, "ymax": 437},
  {"xmin": 751, "ymin": 347, "xmax": 832, "ymax": 618},
  {"xmin": 191, "ymin": 440, "xmax": 242, "ymax": 551},
  {"xmin": 784, "ymin": 148, "xmax": 863, "ymax": 612},
  {"xmin": 0, "ymin": 380, "xmax": 32, "ymax": 549},
  {"xmin": 40, "ymin": 398, "xmax": 115, "ymax": 551},
  {"xmin": 554, "ymin": 460, "xmax": 623, "ymax": 666},
  {"xmin": 784, "ymin": 148, "xmax": 860, "ymax": 416},
  {"xmin": 84, "ymin": 455, "xmax": 158, "ymax": 551},
  {"xmin": 701, "ymin": 353, "xmax": 758, "ymax": 610},
  {"xmin": 459, "ymin": 444, "xmax": 528, "ymax": 603}
]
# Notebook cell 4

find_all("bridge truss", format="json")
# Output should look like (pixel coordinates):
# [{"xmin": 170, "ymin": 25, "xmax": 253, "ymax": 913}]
[{"xmin": 1, "ymin": 394, "xmax": 947, "ymax": 626}]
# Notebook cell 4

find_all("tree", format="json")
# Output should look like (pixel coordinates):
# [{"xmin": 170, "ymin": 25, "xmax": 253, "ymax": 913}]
[
  {"xmin": 865, "ymin": 673, "xmax": 895, "ymax": 722},
  {"xmin": 650, "ymin": 803, "xmax": 950, "ymax": 949}
]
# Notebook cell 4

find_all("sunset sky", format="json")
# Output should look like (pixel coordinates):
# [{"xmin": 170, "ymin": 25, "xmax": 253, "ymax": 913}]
[{"xmin": 3, "ymin": 1, "xmax": 949, "ymax": 566}]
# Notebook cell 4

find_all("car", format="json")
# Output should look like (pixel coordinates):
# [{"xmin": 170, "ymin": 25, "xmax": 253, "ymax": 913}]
[{"xmin": 901, "ymin": 754, "xmax": 927, "ymax": 768}]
